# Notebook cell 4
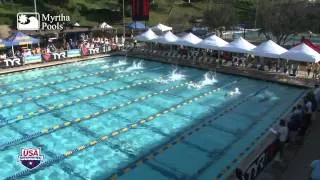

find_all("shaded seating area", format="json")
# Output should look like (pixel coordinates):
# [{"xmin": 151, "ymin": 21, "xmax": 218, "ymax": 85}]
[{"xmin": 130, "ymin": 29, "xmax": 320, "ymax": 80}]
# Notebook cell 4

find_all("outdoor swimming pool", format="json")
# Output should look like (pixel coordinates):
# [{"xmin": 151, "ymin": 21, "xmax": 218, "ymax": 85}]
[{"xmin": 0, "ymin": 56, "xmax": 306, "ymax": 180}]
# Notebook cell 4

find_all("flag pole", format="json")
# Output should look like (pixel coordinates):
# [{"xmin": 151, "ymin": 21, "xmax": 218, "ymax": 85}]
[
  {"xmin": 122, "ymin": 0, "xmax": 125, "ymax": 40},
  {"xmin": 34, "ymin": 0, "xmax": 37, "ymax": 13}
]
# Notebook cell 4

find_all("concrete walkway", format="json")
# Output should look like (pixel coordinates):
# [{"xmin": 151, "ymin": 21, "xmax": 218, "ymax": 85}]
[{"xmin": 258, "ymin": 112, "xmax": 320, "ymax": 180}]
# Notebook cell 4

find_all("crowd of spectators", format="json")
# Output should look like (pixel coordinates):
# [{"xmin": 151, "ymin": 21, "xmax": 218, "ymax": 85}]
[
  {"xmin": 0, "ymin": 35, "xmax": 125, "ymax": 61},
  {"xmin": 269, "ymin": 85, "xmax": 320, "ymax": 179}
]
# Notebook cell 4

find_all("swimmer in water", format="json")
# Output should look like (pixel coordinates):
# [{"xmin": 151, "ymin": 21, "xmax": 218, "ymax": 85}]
[
  {"xmin": 259, "ymin": 95, "xmax": 270, "ymax": 102},
  {"xmin": 226, "ymin": 88, "xmax": 241, "ymax": 96}
]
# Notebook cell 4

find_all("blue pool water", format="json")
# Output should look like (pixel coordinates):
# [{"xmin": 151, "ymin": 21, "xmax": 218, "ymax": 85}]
[{"xmin": 0, "ymin": 56, "xmax": 306, "ymax": 180}]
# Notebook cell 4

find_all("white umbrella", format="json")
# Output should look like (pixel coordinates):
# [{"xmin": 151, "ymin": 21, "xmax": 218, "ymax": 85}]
[
  {"xmin": 151, "ymin": 23, "xmax": 172, "ymax": 32},
  {"xmin": 175, "ymin": 32, "xmax": 202, "ymax": 48},
  {"xmin": 153, "ymin": 31, "xmax": 179, "ymax": 45},
  {"xmin": 221, "ymin": 37, "xmax": 256, "ymax": 53},
  {"xmin": 100, "ymin": 22, "xmax": 113, "ymax": 29},
  {"xmin": 251, "ymin": 40, "xmax": 287, "ymax": 59},
  {"xmin": 135, "ymin": 29, "xmax": 158, "ymax": 42},
  {"xmin": 197, "ymin": 35, "xmax": 228, "ymax": 50},
  {"xmin": 280, "ymin": 43, "xmax": 320, "ymax": 63}
]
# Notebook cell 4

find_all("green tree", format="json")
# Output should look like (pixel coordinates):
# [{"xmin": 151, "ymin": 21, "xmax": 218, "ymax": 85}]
[
  {"xmin": 257, "ymin": 1, "xmax": 320, "ymax": 45},
  {"xmin": 202, "ymin": 4, "xmax": 238, "ymax": 36}
]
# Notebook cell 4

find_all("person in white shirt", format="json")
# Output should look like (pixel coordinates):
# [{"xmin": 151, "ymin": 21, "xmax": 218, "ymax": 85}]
[
  {"xmin": 270, "ymin": 120, "xmax": 288, "ymax": 161},
  {"xmin": 0, "ymin": 53, "xmax": 6, "ymax": 59}
]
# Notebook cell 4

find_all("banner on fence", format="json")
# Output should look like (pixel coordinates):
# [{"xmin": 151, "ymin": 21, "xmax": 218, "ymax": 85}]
[
  {"xmin": 3, "ymin": 58, "xmax": 23, "ymax": 67},
  {"xmin": 235, "ymin": 139, "xmax": 280, "ymax": 180},
  {"xmin": 52, "ymin": 51, "xmax": 67, "ymax": 60},
  {"xmin": 82, "ymin": 45, "xmax": 109, "ymax": 56},
  {"xmin": 24, "ymin": 54, "xmax": 42, "ymax": 64},
  {"xmin": 67, "ymin": 49, "xmax": 81, "ymax": 58}
]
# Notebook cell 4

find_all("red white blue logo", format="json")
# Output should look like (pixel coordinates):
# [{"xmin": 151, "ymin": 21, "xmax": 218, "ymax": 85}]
[{"xmin": 18, "ymin": 148, "xmax": 44, "ymax": 169}]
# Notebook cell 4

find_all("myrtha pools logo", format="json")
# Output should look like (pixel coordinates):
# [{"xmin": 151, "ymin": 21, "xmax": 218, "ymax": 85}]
[
  {"xmin": 17, "ymin": 12, "xmax": 40, "ymax": 30},
  {"xmin": 18, "ymin": 148, "xmax": 44, "ymax": 169},
  {"xmin": 17, "ymin": 12, "xmax": 70, "ymax": 31}
]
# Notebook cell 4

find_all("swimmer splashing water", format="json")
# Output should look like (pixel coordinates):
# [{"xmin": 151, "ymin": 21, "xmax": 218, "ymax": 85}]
[{"xmin": 226, "ymin": 87, "xmax": 241, "ymax": 96}]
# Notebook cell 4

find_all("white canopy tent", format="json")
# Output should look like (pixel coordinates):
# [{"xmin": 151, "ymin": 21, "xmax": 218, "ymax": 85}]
[
  {"xmin": 135, "ymin": 29, "xmax": 158, "ymax": 42},
  {"xmin": 100, "ymin": 22, "xmax": 113, "ymax": 29},
  {"xmin": 196, "ymin": 35, "xmax": 228, "ymax": 50},
  {"xmin": 251, "ymin": 40, "xmax": 287, "ymax": 59},
  {"xmin": 74, "ymin": 22, "xmax": 80, "ymax": 26},
  {"xmin": 151, "ymin": 23, "xmax": 172, "ymax": 32},
  {"xmin": 175, "ymin": 33, "xmax": 202, "ymax": 48},
  {"xmin": 153, "ymin": 31, "xmax": 179, "ymax": 45},
  {"xmin": 220, "ymin": 37, "xmax": 256, "ymax": 53},
  {"xmin": 280, "ymin": 43, "xmax": 320, "ymax": 63}
]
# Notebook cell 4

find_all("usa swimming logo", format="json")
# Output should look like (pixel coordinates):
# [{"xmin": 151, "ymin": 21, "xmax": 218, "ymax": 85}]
[{"xmin": 18, "ymin": 148, "xmax": 44, "ymax": 169}]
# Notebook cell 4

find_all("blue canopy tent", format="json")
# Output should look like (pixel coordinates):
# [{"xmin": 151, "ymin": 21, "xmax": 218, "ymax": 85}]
[
  {"xmin": 7, "ymin": 32, "xmax": 40, "ymax": 46},
  {"xmin": 0, "ymin": 38, "xmax": 10, "ymax": 48},
  {"xmin": 127, "ymin": 21, "xmax": 148, "ymax": 30},
  {"xmin": 6, "ymin": 32, "xmax": 40, "ymax": 54}
]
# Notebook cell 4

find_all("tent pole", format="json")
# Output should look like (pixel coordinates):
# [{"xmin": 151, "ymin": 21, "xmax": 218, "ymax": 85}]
[
  {"xmin": 218, "ymin": 50, "xmax": 221, "ymax": 66},
  {"xmin": 11, "ymin": 45, "xmax": 14, "ymax": 57}
]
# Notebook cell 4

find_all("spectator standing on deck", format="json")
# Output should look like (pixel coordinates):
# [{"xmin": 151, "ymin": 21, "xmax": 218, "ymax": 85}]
[
  {"xmin": 270, "ymin": 120, "xmax": 288, "ymax": 162},
  {"xmin": 310, "ymin": 160, "xmax": 320, "ymax": 180},
  {"xmin": 287, "ymin": 106, "xmax": 302, "ymax": 143},
  {"xmin": 307, "ymin": 64, "xmax": 312, "ymax": 77},
  {"xmin": 299, "ymin": 99, "xmax": 313, "ymax": 137},
  {"xmin": 314, "ymin": 85, "xmax": 320, "ymax": 108}
]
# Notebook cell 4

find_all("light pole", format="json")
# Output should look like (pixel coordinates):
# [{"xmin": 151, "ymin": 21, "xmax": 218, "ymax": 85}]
[
  {"xmin": 254, "ymin": 0, "xmax": 258, "ymax": 28},
  {"xmin": 34, "ymin": 0, "xmax": 37, "ymax": 13},
  {"xmin": 122, "ymin": 0, "xmax": 125, "ymax": 39}
]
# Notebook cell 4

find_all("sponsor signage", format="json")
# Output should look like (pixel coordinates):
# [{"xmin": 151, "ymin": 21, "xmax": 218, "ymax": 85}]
[
  {"xmin": 3, "ymin": 58, "xmax": 22, "ymax": 67},
  {"xmin": 235, "ymin": 139, "xmax": 280, "ymax": 180},
  {"xmin": 67, "ymin": 49, "xmax": 81, "ymax": 58},
  {"xmin": 18, "ymin": 147, "xmax": 44, "ymax": 170},
  {"xmin": 24, "ymin": 54, "xmax": 42, "ymax": 64}
]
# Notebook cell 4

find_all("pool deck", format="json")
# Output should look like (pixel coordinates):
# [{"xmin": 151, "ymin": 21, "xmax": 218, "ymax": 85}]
[
  {"xmin": 257, "ymin": 111, "xmax": 320, "ymax": 180},
  {"xmin": 120, "ymin": 50, "xmax": 320, "ymax": 88}
]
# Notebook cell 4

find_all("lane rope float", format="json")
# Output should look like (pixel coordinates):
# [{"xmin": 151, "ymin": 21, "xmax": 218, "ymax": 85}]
[
  {"xmin": 0, "ymin": 72, "xmax": 160, "ymax": 110},
  {"xmin": 0, "ymin": 67, "xmax": 135, "ymax": 97},
  {"xmin": 4, "ymin": 79, "xmax": 239, "ymax": 180},
  {"xmin": 0, "ymin": 60, "xmax": 112, "ymax": 85},
  {"xmin": 0, "ymin": 56, "xmax": 106, "ymax": 78},
  {"xmin": 0, "ymin": 71, "xmax": 144, "ymax": 129},
  {"xmin": 107, "ymin": 86, "xmax": 269, "ymax": 179},
  {"xmin": 0, "ymin": 81, "xmax": 191, "ymax": 150}
]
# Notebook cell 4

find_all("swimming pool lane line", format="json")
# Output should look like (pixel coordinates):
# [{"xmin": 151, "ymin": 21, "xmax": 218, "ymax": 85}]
[
  {"xmin": 213, "ymin": 90, "xmax": 308, "ymax": 180},
  {"xmin": 0, "ymin": 65, "xmax": 136, "ymax": 97},
  {"xmin": 0, "ymin": 60, "xmax": 112, "ymax": 86},
  {"xmin": 4, "ymin": 79, "xmax": 240, "ymax": 180},
  {"xmin": 0, "ymin": 71, "xmax": 146, "ymax": 128},
  {"xmin": 107, "ymin": 86, "xmax": 269, "ymax": 180},
  {"xmin": 0, "ymin": 79, "xmax": 188, "ymax": 149},
  {"xmin": 0, "ymin": 71, "xmax": 157, "ymax": 110},
  {"xmin": 195, "ymin": 95, "xmax": 284, "ymax": 179},
  {"xmin": 0, "ymin": 56, "xmax": 109, "ymax": 79},
  {"xmin": 0, "ymin": 80, "xmax": 192, "ymax": 150}
]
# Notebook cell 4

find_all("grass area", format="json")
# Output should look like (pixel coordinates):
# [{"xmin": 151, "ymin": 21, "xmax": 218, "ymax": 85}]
[{"xmin": 149, "ymin": 0, "xmax": 208, "ymax": 26}]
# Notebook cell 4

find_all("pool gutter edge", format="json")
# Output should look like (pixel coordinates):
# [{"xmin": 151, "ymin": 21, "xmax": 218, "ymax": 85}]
[
  {"xmin": 124, "ymin": 51, "xmax": 318, "ymax": 89},
  {"xmin": 226, "ymin": 90, "xmax": 308, "ymax": 180}
]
